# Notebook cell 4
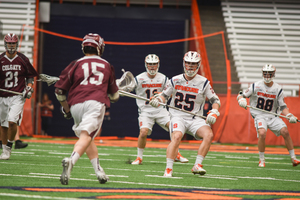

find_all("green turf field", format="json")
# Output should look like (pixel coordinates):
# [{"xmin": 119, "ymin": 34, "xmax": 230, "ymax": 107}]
[{"xmin": 0, "ymin": 139, "xmax": 299, "ymax": 200}]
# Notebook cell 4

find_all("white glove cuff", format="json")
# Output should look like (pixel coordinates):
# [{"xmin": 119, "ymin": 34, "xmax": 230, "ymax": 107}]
[
  {"xmin": 210, "ymin": 109, "xmax": 220, "ymax": 117},
  {"xmin": 286, "ymin": 113, "xmax": 293, "ymax": 118},
  {"xmin": 156, "ymin": 96, "xmax": 163, "ymax": 104}
]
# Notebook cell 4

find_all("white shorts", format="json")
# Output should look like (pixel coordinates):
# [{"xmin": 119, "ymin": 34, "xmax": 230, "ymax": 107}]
[
  {"xmin": 254, "ymin": 117, "xmax": 287, "ymax": 137},
  {"xmin": 70, "ymin": 100, "xmax": 105, "ymax": 139},
  {"xmin": 169, "ymin": 117, "xmax": 210, "ymax": 140},
  {"xmin": 0, "ymin": 95, "xmax": 25, "ymax": 127},
  {"xmin": 138, "ymin": 109, "xmax": 170, "ymax": 135}
]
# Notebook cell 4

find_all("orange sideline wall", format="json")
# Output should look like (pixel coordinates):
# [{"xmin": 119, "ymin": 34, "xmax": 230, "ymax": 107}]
[{"xmin": 213, "ymin": 96, "xmax": 300, "ymax": 147}]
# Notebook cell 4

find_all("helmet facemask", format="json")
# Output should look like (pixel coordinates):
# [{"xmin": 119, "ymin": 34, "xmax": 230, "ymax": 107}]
[
  {"xmin": 145, "ymin": 54, "xmax": 160, "ymax": 76},
  {"xmin": 184, "ymin": 61, "xmax": 200, "ymax": 77},
  {"xmin": 262, "ymin": 64, "xmax": 276, "ymax": 83},
  {"xmin": 4, "ymin": 33, "xmax": 19, "ymax": 55},
  {"xmin": 183, "ymin": 51, "xmax": 201, "ymax": 77}
]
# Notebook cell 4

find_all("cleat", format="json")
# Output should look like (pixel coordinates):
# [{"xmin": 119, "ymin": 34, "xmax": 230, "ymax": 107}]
[
  {"xmin": 164, "ymin": 168, "xmax": 173, "ymax": 177},
  {"xmin": 292, "ymin": 158, "xmax": 300, "ymax": 167},
  {"xmin": 258, "ymin": 160, "xmax": 265, "ymax": 167},
  {"xmin": 191, "ymin": 164, "xmax": 206, "ymax": 175},
  {"xmin": 0, "ymin": 145, "xmax": 12, "ymax": 160},
  {"xmin": 131, "ymin": 157, "xmax": 142, "ymax": 165},
  {"xmin": 96, "ymin": 168, "xmax": 109, "ymax": 184},
  {"xmin": 175, "ymin": 152, "xmax": 189, "ymax": 163},
  {"xmin": 60, "ymin": 158, "xmax": 73, "ymax": 185},
  {"xmin": 15, "ymin": 140, "xmax": 28, "ymax": 149}
]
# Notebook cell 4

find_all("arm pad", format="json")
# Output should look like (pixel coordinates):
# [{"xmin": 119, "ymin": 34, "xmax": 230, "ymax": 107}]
[
  {"xmin": 26, "ymin": 77, "xmax": 34, "ymax": 85},
  {"xmin": 55, "ymin": 88, "xmax": 67, "ymax": 102}
]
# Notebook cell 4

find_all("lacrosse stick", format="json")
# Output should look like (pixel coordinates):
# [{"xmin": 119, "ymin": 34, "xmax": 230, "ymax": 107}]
[
  {"xmin": 119, "ymin": 90, "xmax": 206, "ymax": 119},
  {"xmin": 116, "ymin": 69, "xmax": 136, "ymax": 92},
  {"xmin": 0, "ymin": 88, "xmax": 22, "ymax": 95},
  {"xmin": 247, "ymin": 105, "xmax": 300, "ymax": 122},
  {"xmin": 37, "ymin": 74, "xmax": 60, "ymax": 86}
]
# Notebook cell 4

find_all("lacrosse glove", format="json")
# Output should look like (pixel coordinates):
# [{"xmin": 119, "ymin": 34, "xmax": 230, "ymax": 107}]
[
  {"xmin": 206, "ymin": 109, "xmax": 220, "ymax": 125},
  {"xmin": 286, "ymin": 113, "xmax": 298, "ymax": 123},
  {"xmin": 60, "ymin": 106, "xmax": 72, "ymax": 120},
  {"xmin": 22, "ymin": 86, "xmax": 34, "ymax": 99},
  {"xmin": 238, "ymin": 98, "xmax": 247, "ymax": 109}
]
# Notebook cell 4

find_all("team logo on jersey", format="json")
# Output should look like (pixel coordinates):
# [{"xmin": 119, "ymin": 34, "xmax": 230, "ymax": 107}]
[
  {"xmin": 175, "ymin": 85, "xmax": 199, "ymax": 93},
  {"xmin": 257, "ymin": 92, "xmax": 276, "ymax": 99},
  {"xmin": 142, "ymin": 83, "xmax": 162, "ymax": 88}
]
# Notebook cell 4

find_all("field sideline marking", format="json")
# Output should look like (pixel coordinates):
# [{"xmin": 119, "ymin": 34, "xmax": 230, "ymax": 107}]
[{"xmin": 0, "ymin": 193, "xmax": 90, "ymax": 200}]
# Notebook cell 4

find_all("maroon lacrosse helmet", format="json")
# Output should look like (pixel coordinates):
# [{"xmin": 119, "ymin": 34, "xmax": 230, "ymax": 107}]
[
  {"xmin": 81, "ymin": 33, "xmax": 105, "ymax": 56},
  {"xmin": 4, "ymin": 33, "xmax": 19, "ymax": 54}
]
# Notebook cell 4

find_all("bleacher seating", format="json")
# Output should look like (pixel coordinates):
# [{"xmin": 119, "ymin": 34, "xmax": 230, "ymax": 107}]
[
  {"xmin": 0, "ymin": 0, "xmax": 35, "ymax": 63},
  {"xmin": 221, "ymin": 0, "xmax": 300, "ymax": 96}
]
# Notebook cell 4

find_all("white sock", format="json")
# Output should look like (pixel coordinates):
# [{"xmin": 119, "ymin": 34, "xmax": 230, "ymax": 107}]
[
  {"xmin": 289, "ymin": 149, "xmax": 296, "ymax": 159},
  {"xmin": 259, "ymin": 152, "xmax": 265, "ymax": 161},
  {"xmin": 195, "ymin": 155, "xmax": 204, "ymax": 165},
  {"xmin": 70, "ymin": 151, "xmax": 80, "ymax": 165},
  {"xmin": 137, "ymin": 148, "xmax": 144, "ymax": 159},
  {"xmin": 166, "ymin": 158, "xmax": 174, "ymax": 169},
  {"xmin": 91, "ymin": 158, "xmax": 102, "ymax": 172}
]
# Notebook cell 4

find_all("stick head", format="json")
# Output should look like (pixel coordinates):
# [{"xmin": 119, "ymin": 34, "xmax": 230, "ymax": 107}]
[
  {"xmin": 38, "ymin": 74, "xmax": 60, "ymax": 86},
  {"xmin": 116, "ymin": 70, "xmax": 135, "ymax": 92}
]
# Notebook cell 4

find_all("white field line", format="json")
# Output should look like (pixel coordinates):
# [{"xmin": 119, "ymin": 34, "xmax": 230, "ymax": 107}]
[
  {"xmin": 30, "ymin": 172, "xmax": 129, "ymax": 178},
  {"xmin": 0, "ymin": 173, "xmax": 224, "ymax": 190},
  {"xmin": 145, "ymin": 175, "xmax": 183, "ymax": 179},
  {"xmin": 0, "ymin": 193, "xmax": 91, "ymax": 200}
]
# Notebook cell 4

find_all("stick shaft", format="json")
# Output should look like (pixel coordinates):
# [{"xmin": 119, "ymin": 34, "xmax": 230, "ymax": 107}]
[
  {"xmin": 119, "ymin": 90, "xmax": 206, "ymax": 119},
  {"xmin": 0, "ymin": 88, "xmax": 22, "ymax": 95},
  {"xmin": 247, "ymin": 105, "xmax": 300, "ymax": 122}
]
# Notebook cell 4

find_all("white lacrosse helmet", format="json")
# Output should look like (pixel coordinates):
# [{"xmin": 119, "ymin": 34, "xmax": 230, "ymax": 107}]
[
  {"xmin": 262, "ymin": 64, "xmax": 276, "ymax": 83},
  {"xmin": 183, "ymin": 51, "xmax": 201, "ymax": 77},
  {"xmin": 145, "ymin": 54, "xmax": 160, "ymax": 76}
]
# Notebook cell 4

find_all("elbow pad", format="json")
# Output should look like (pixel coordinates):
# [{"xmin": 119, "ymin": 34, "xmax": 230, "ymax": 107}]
[
  {"xmin": 26, "ymin": 78, "xmax": 34, "ymax": 85},
  {"xmin": 55, "ymin": 88, "xmax": 67, "ymax": 102},
  {"xmin": 210, "ymin": 96, "xmax": 221, "ymax": 107}
]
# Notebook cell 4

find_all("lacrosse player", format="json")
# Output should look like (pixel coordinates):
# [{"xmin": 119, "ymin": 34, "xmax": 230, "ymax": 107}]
[
  {"xmin": 0, "ymin": 33, "xmax": 38, "ymax": 159},
  {"xmin": 54, "ymin": 33, "xmax": 119, "ymax": 185},
  {"xmin": 150, "ymin": 51, "xmax": 221, "ymax": 177},
  {"xmin": 129, "ymin": 54, "xmax": 188, "ymax": 165},
  {"xmin": 237, "ymin": 64, "xmax": 300, "ymax": 167}
]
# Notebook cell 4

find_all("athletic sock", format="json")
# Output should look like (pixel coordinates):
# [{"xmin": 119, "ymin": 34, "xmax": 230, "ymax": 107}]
[
  {"xmin": 289, "ymin": 149, "xmax": 296, "ymax": 159},
  {"xmin": 195, "ymin": 155, "xmax": 204, "ymax": 165},
  {"xmin": 259, "ymin": 152, "xmax": 265, "ymax": 161},
  {"xmin": 166, "ymin": 158, "xmax": 174, "ymax": 169},
  {"xmin": 137, "ymin": 148, "xmax": 144, "ymax": 159},
  {"xmin": 91, "ymin": 157, "xmax": 102, "ymax": 172},
  {"xmin": 7, "ymin": 141, "xmax": 14, "ymax": 148},
  {"xmin": 70, "ymin": 151, "xmax": 80, "ymax": 165}
]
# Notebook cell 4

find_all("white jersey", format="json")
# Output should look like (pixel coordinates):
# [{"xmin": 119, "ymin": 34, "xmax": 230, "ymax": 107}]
[
  {"xmin": 163, "ymin": 74, "xmax": 218, "ymax": 119},
  {"xmin": 134, "ymin": 72, "xmax": 168, "ymax": 114},
  {"xmin": 242, "ymin": 80, "xmax": 287, "ymax": 119}
]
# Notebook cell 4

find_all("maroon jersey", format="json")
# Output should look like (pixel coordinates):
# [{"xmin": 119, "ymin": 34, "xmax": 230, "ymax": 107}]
[
  {"xmin": 0, "ymin": 52, "xmax": 38, "ymax": 97},
  {"xmin": 54, "ymin": 55, "xmax": 119, "ymax": 108}
]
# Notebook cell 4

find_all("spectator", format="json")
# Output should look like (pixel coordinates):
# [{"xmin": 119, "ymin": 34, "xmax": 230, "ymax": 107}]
[{"xmin": 38, "ymin": 93, "xmax": 54, "ymax": 136}]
